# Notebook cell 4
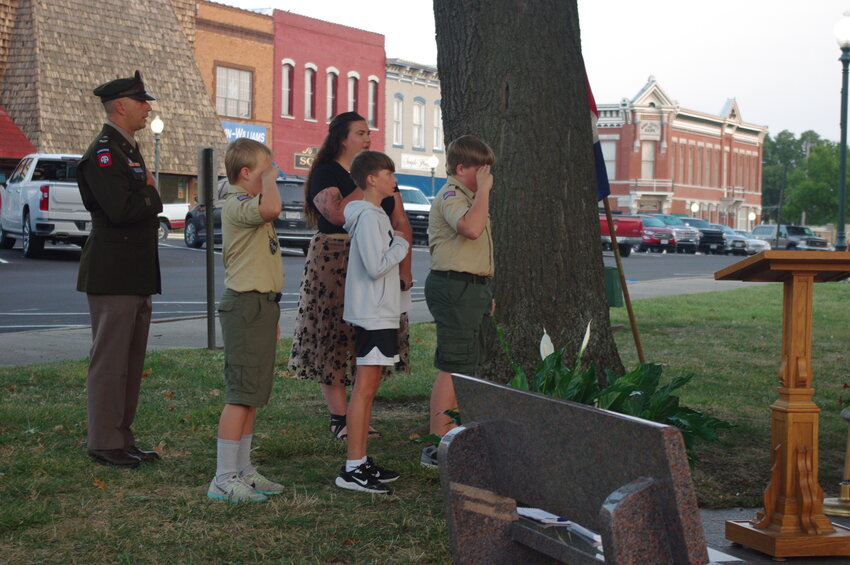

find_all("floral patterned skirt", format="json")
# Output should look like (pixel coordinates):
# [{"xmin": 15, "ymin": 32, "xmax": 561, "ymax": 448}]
[{"xmin": 288, "ymin": 232, "xmax": 409, "ymax": 386}]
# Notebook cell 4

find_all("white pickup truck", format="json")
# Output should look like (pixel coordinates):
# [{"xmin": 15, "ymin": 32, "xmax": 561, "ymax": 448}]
[{"xmin": 0, "ymin": 153, "xmax": 89, "ymax": 257}]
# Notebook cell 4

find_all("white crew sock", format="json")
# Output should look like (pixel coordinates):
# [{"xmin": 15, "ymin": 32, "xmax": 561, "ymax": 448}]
[
  {"xmin": 346, "ymin": 456, "xmax": 367, "ymax": 472},
  {"xmin": 237, "ymin": 434, "xmax": 254, "ymax": 475},
  {"xmin": 215, "ymin": 438, "xmax": 240, "ymax": 482}
]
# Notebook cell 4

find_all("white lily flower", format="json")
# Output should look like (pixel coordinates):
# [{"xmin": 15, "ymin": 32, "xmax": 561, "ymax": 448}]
[
  {"xmin": 578, "ymin": 320, "xmax": 592, "ymax": 360},
  {"xmin": 540, "ymin": 328, "xmax": 554, "ymax": 360}
]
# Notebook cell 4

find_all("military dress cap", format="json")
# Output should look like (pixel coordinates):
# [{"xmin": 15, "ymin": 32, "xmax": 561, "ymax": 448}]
[{"xmin": 93, "ymin": 70, "xmax": 155, "ymax": 103}]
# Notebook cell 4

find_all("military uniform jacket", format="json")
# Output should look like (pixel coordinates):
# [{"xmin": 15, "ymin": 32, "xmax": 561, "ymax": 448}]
[{"xmin": 76, "ymin": 124, "xmax": 163, "ymax": 295}]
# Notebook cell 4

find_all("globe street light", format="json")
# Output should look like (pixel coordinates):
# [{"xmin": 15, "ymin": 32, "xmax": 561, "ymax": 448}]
[
  {"xmin": 690, "ymin": 202, "xmax": 699, "ymax": 216},
  {"xmin": 426, "ymin": 154, "xmax": 440, "ymax": 197},
  {"xmin": 150, "ymin": 115, "xmax": 164, "ymax": 191},
  {"xmin": 834, "ymin": 12, "xmax": 850, "ymax": 251}
]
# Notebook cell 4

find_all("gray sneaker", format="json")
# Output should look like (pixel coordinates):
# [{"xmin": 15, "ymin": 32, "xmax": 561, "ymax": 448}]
[
  {"xmin": 240, "ymin": 468, "xmax": 285, "ymax": 495},
  {"xmin": 207, "ymin": 474, "xmax": 268, "ymax": 502},
  {"xmin": 420, "ymin": 443, "xmax": 438, "ymax": 469}
]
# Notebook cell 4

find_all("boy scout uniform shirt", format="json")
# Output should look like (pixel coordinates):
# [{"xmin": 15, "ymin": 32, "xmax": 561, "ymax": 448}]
[
  {"xmin": 221, "ymin": 185, "xmax": 284, "ymax": 293},
  {"xmin": 428, "ymin": 176, "xmax": 494, "ymax": 277}
]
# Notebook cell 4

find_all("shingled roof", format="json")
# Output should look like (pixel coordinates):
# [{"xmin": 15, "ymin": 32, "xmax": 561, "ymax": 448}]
[{"xmin": 0, "ymin": 0, "xmax": 226, "ymax": 174}]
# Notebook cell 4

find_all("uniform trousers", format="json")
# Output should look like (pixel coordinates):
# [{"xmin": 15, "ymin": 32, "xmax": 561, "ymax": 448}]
[{"xmin": 86, "ymin": 294, "xmax": 152, "ymax": 450}]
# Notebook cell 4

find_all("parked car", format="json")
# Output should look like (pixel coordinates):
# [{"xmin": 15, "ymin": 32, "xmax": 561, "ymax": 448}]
[
  {"xmin": 0, "ymin": 153, "xmax": 88, "ymax": 257},
  {"xmin": 680, "ymin": 217, "xmax": 725, "ymax": 254},
  {"xmin": 734, "ymin": 230, "xmax": 771, "ymax": 255},
  {"xmin": 184, "ymin": 175, "xmax": 312, "ymax": 253},
  {"xmin": 599, "ymin": 214, "xmax": 640, "ymax": 257},
  {"xmin": 709, "ymin": 223, "xmax": 749, "ymax": 256},
  {"xmin": 158, "ymin": 202, "xmax": 188, "ymax": 241},
  {"xmin": 398, "ymin": 185, "xmax": 430, "ymax": 244},
  {"xmin": 634, "ymin": 215, "xmax": 676, "ymax": 253},
  {"xmin": 648, "ymin": 214, "xmax": 699, "ymax": 253},
  {"xmin": 750, "ymin": 224, "xmax": 833, "ymax": 251}
]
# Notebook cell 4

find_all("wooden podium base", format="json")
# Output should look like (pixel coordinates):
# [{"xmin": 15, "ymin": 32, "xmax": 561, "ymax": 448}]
[{"xmin": 726, "ymin": 520, "xmax": 850, "ymax": 558}]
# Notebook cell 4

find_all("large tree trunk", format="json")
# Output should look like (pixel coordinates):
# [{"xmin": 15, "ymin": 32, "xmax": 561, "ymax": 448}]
[{"xmin": 434, "ymin": 0, "xmax": 624, "ymax": 381}]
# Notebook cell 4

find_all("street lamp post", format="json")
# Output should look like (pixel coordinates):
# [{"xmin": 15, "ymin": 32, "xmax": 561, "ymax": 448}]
[
  {"xmin": 690, "ymin": 202, "xmax": 699, "ymax": 217},
  {"xmin": 834, "ymin": 12, "xmax": 850, "ymax": 251},
  {"xmin": 150, "ymin": 116, "xmax": 164, "ymax": 191},
  {"xmin": 426, "ymin": 155, "xmax": 440, "ymax": 197}
]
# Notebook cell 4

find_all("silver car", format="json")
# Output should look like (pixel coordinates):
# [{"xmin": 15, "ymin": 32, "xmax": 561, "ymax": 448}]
[{"xmin": 734, "ymin": 230, "xmax": 771, "ymax": 255}]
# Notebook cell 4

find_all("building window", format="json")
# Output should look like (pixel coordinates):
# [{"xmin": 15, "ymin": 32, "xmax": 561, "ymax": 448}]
[
  {"xmin": 326, "ymin": 71, "xmax": 338, "ymax": 121},
  {"xmin": 281, "ymin": 62, "xmax": 293, "ymax": 117},
  {"xmin": 304, "ymin": 67, "xmax": 316, "ymax": 120},
  {"xmin": 216, "ymin": 66, "xmax": 252, "ymax": 118},
  {"xmin": 433, "ymin": 104, "xmax": 443, "ymax": 149},
  {"xmin": 393, "ymin": 96, "xmax": 403, "ymax": 146},
  {"xmin": 412, "ymin": 100, "xmax": 425, "ymax": 148},
  {"xmin": 348, "ymin": 75, "xmax": 359, "ymax": 112},
  {"xmin": 601, "ymin": 140, "xmax": 616, "ymax": 180},
  {"xmin": 367, "ymin": 79, "xmax": 379, "ymax": 128}
]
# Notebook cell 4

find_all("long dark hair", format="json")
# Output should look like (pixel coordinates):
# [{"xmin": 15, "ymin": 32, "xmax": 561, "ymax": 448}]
[{"xmin": 304, "ymin": 111, "xmax": 366, "ymax": 228}]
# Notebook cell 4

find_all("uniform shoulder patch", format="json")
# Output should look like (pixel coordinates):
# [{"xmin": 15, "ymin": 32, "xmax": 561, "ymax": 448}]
[
  {"xmin": 442, "ymin": 190, "xmax": 456, "ymax": 200},
  {"xmin": 96, "ymin": 148, "xmax": 112, "ymax": 168}
]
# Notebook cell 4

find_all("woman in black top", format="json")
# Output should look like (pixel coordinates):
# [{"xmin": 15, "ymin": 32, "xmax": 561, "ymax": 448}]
[{"xmin": 289, "ymin": 112, "xmax": 413, "ymax": 438}]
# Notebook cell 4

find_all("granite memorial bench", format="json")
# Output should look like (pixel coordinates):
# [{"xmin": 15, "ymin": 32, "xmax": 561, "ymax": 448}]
[{"xmin": 439, "ymin": 374, "xmax": 710, "ymax": 564}]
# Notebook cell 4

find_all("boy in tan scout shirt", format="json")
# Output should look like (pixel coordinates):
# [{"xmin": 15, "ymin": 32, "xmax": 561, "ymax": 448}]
[
  {"xmin": 207, "ymin": 138, "xmax": 285, "ymax": 502},
  {"xmin": 420, "ymin": 135, "xmax": 496, "ymax": 469}
]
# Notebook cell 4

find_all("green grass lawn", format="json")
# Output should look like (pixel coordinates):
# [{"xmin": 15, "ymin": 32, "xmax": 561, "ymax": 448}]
[{"xmin": 2, "ymin": 283, "xmax": 850, "ymax": 563}]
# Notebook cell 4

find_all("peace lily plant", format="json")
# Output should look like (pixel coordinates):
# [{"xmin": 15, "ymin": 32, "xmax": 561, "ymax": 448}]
[{"xmin": 502, "ymin": 322, "xmax": 729, "ymax": 461}]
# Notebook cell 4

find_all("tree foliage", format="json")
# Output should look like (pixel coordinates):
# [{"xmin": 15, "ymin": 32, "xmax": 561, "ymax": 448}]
[{"xmin": 761, "ymin": 129, "xmax": 847, "ymax": 226}]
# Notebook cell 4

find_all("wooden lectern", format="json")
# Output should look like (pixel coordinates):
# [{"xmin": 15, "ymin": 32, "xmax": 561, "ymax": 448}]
[{"xmin": 715, "ymin": 250, "xmax": 850, "ymax": 558}]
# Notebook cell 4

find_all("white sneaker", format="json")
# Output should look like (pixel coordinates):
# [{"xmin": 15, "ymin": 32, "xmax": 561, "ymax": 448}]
[
  {"xmin": 207, "ymin": 474, "xmax": 268, "ymax": 502},
  {"xmin": 240, "ymin": 468, "xmax": 285, "ymax": 495}
]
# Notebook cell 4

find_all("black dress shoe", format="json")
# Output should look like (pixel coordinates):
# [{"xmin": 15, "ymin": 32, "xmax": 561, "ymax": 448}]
[
  {"xmin": 88, "ymin": 448, "xmax": 141, "ymax": 468},
  {"xmin": 126, "ymin": 445, "xmax": 161, "ymax": 462}
]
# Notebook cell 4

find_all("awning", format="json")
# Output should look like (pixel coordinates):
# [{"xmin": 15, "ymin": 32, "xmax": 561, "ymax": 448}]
[{"xmin": 0, "ymin": 106, "xmax": 35, "ymax": 159}]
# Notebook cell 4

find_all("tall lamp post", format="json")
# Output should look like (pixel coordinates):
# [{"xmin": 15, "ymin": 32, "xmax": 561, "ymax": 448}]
[
  {"xmin": 150, "ymin": 116, "xmax": 164, "ymax": 191},
  {"xmin": 835, "ymin": 12, "xmax": 850, "ymax": 251},
  {"xmin": 426, "ymin": 154, "xmax": 440, "ymax": 197}
]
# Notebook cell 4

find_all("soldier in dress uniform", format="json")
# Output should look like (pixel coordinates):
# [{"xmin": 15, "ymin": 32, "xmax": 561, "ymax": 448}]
[{"xmin": 77, "ymin": 70, "xmax": 163, "ymax": 468}]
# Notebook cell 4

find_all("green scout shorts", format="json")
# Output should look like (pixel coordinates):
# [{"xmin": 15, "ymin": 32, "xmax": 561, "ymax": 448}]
[
  {"xmin": 424, "ymin": 270, "xmax": 493, "ymax": 375},
  {"xmin": 218, "ymin": 289, "xmax": 281, "ymax": 407}
]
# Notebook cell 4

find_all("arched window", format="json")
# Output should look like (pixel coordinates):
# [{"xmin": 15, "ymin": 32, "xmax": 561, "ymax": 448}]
[
  {"xmin": 304, "ymin": 64, "xmax": 317, "ymax": 120},
  {"xmin": 348, "ymin": 72, "xmax": 360, "ymax": 112},
  {"xmin": 367, "ymin": 77, "xmax": 379, "ymax": 128},
  {"xmin": 326, "ymin": 68, "xmax": 339, "ymax": 121},
  {"xmin": 412, "ymin": 98, "xmax": 425, "ymax": 148},
  {"xmin": 433, "ymin": 102, "xmax": 443, "ymax": 150},
  {"xmin": 280, "ymin": 59, "xmax": 294, "ymax": 117},
  {"xmin": 393, "ymin": 94, "xmax": 403, "ymax": 146}
]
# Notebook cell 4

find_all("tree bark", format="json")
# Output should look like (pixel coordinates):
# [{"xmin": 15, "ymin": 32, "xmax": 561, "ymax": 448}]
[{"xmin": 433, "ymin": 0, "xmax": 624, "ymax": 381}]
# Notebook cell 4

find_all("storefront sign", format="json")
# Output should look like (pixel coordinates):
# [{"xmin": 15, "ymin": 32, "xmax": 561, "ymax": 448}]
[
  {"xmin": 294, "ymin": 146, "xmax": 320, "ymax": 170},
  {"xmin": 401, "ymin": 153, "xmax": 437, "ymax": 172},
  {"xmin": 221, "ymin": 121, "xmax": 268, "ymax": 144},
  {"xmin": 639, "ymin": 121, "xmax": 661, "ymax": 141}
]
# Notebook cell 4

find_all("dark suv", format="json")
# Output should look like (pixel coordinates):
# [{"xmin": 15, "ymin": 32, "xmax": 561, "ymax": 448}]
[
  {"xmin": 680, "ymin": 217, "xmax": 726, "ymax": 254},
  {"xmin": 184, "ymin": 175, "xmax": 313, "ymax": 253}
]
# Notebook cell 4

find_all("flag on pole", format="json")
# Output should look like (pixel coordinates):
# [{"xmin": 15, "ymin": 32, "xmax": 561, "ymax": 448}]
[{"xmin": 585, "ymin": 74, "xmax": 611, "ymax": 202}]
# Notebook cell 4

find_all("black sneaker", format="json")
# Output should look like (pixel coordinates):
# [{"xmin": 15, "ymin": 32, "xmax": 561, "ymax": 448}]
[
  {"xmin": 420, "ymin": 443, "xmax": 438, "ymax": 469},
  {"xmin": 335, "ymin": 463, "xmax": 393, "ymax": 494},
  {"xmin": 365, "ymin": 456, "xmax": 400, "ymax": 483}
]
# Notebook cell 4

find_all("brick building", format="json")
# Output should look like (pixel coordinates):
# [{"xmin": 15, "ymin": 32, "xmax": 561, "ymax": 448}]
[
  {"xmin": 384, "ymin": 58, "xmax": 446, "ymax": 196},
  {"xmin": 597, "ymin": 77, "xmax": 768, "ymax": 230},
  {"xmin": 194, "ymin": 1, "xmax": 274, "ymax": 157},
  {"xmin": 0, "ymin": 0, "xmax": 227, "ymax": 205},
  {"xmin": 271, "ymin": 10, "xmax": 385, "ymax": 176}
]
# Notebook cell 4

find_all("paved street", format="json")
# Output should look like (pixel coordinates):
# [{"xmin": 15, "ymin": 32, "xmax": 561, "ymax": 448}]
[{"xmin": 0, "ymin": 238, "xmax": 751, "ymax": 334}]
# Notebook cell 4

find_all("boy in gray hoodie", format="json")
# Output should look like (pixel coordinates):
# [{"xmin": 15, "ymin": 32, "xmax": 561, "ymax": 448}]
[{"xmin": 337, "ymin": 151, "xmax": 409, "ymax": 494}]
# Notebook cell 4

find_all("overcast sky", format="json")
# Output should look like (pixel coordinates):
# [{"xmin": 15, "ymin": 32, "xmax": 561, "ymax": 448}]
[{"xmin": 225, "ymin": 0, "xmax": 850, "ymax": 140}]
